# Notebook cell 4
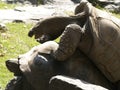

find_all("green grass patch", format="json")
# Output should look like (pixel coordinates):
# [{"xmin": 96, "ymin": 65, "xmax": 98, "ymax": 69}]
[
  {"xmin": 0, "ymin": 22, "xmax": 38, "ymax": 89},
  {"xmin": 0, "ymin": 1, "xmax": 16, "ymax": 9},
  {"xmin": 96, "ymin": 6, "xmax": 120, "ymax": 19},
  {"xmin": 112, "ymin": 13, "xmax": 120, "ymax": 18}
]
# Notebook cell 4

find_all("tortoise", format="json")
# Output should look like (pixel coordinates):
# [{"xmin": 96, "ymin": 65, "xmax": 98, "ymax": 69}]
[
  {"xmin": 5, "ymin": 41, "xmax": 115, "ymax": 90},
  {"xmin": 28, "ymin": 0, "xmax": 120, "ymax": 84}
]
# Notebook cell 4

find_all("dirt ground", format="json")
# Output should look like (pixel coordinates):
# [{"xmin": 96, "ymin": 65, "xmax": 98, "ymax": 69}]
[{"xmin": 0, "ymin": 0, "xmax": 78, "ymax": 23}]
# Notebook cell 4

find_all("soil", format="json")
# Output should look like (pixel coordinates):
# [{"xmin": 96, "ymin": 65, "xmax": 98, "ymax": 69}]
[{"xmin": 0, "ymin": 0, "xmax": 78, "ymax": 23}]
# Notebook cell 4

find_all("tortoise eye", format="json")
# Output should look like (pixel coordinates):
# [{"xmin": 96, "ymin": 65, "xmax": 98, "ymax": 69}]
[{"xmin": 34, "ymin": 55, "xmax": 48, "ymax": 66}]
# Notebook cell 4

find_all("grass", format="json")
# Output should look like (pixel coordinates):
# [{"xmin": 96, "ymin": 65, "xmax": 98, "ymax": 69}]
[
  {"xmin": 0, "ymin": 23, "xmax": 38, "ymax": 89},
  {"xmin": 0, "ymin": 1, "xmax": 16, "ymax": 9},
  {"xmin": 113, "ymin": 13, "xmax": 120, "ymax": 18}
]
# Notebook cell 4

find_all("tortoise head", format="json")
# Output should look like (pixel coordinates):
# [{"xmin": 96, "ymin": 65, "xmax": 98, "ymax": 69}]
[
  {"xmin": 28, "ymin": 18, "xmax": 57, "ymax": 44},
  {"xmin": 28, "ymin": 16, "xmax": 76, "ymax": 44},
  {"xmin": 6, "ymin": 59, "xmax": 22, "ymax": 76}
]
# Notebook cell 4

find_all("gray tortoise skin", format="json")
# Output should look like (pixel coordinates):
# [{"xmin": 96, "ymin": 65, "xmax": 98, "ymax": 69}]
[
  {"xmin": 28, "ymin": 0, "xmax": 120, "ymax": 84},
  {"xmin": 5, "ymin": 41, "xmax": 115, "ymax": 90}
]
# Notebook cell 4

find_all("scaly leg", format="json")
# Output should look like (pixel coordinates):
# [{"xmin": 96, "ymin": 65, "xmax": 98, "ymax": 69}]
[{"xmin": 52, "ymin": 24, "xmax": 84, "ymax": 61}]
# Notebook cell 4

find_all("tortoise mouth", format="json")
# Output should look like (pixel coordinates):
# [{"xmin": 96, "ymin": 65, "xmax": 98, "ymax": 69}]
[
  {"xmin": 36, "ymin": 35, "xmax": 51, "ymax": 44},
  {"xmin": 6, "ymin": 59, "xmax": 22, "ymax": 76}
]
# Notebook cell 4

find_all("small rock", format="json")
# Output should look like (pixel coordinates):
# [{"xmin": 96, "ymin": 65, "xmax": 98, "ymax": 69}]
[
  {"xmin": 105, "ymin": 4, "xmax": 120, "ymax": 13},
  {"xmin": 12, "ymin": 20, "xmax": 25, "ymax": 23},
  {"xmin": 0, "ymin": 23, "xmax": 8, "ymax": 33},
  {"xmin": 1, "ymin": 33, "xmax": 11, "ymax": 39}
]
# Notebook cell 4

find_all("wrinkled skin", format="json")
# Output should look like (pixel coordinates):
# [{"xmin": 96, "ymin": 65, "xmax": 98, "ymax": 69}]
[{"xmin": 5, "ymin": 41, "xmax": 115, "ymax": 90}]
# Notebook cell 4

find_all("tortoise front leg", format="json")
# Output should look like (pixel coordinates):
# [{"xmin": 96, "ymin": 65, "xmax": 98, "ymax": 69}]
[{"xmin": 52, "ymin": 24, "xmax": 84, "ymax": 61}]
